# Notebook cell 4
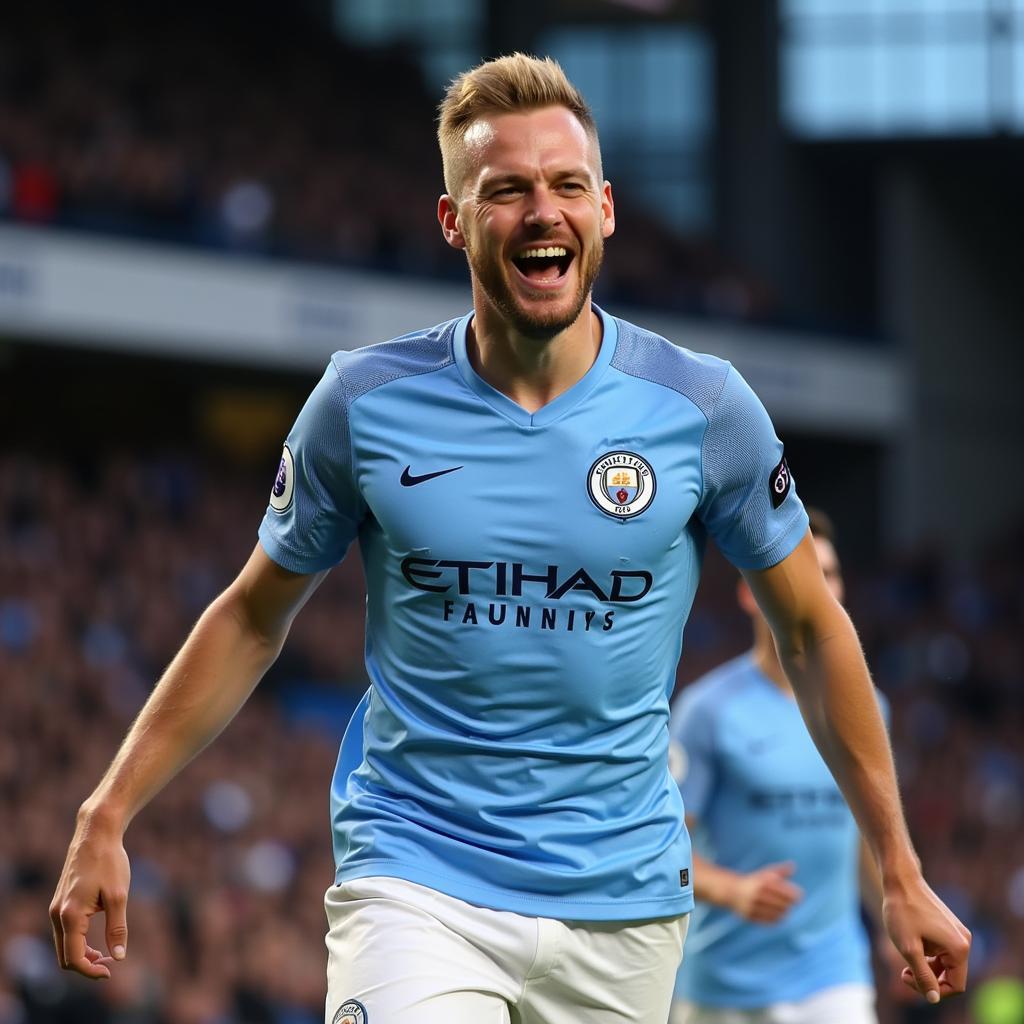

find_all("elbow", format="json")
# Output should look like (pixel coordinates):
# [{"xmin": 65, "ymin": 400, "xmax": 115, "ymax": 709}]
[{"xmin": 210, "ymin": 585, "xmax": 289, "ymax": 656}]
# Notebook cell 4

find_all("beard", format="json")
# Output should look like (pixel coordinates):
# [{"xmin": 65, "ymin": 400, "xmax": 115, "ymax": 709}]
[{"xmin": 465, "ymin": 234, "xmax": 604, "ymax": 341}]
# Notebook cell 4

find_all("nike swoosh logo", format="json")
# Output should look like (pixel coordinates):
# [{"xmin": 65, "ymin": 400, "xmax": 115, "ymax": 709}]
[{"xmin": 400, "ymin": 465, "xmax": 463, "ymax": 487}]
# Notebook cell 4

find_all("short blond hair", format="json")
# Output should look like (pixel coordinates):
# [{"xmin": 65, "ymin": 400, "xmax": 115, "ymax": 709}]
[{"xmin": 437, "ymin": 53, "xmax": 600, "ymax": 198}]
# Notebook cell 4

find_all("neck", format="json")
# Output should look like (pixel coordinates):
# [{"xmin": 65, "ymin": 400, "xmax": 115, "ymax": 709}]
[
  {"xmin": 467, "ymin": 288, "xmax": 601, "ymax": 414},
  {"xmin": 751, "ymin": 621, "xmax": 793, "ymax": 696}
]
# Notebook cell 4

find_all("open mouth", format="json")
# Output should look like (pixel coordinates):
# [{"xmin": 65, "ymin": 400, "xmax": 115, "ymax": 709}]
[{"xmin": 510, "ymin": 246, "xmax": 574, "ymax": 286}]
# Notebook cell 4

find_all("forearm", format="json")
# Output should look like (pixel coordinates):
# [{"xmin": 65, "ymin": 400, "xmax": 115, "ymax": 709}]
[
  {"xmin": 81, "ymin": 589, "xmax": 285, "ymax": 833},
  {"xmin": 859, "ymin": 838, "xmax": 885, "ymax": 925},
  {"xmin": 778, "ymin": 607, "xmax": 918, "ymax": 882}
]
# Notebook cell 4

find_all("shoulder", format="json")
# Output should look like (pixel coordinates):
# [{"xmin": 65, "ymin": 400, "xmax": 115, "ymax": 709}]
[
  {"xmin": 609, "ymin": 315, "xmax": 732, "ymax": 421},
  {"xmin": 329, "ymin": 318, "xmax": 459, "ymax": 404}
]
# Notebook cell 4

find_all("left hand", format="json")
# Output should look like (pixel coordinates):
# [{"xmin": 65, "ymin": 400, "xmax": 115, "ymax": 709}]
[{"xmin": 883, "ymin": 875, "xmax": 971, "ymax": 1003}]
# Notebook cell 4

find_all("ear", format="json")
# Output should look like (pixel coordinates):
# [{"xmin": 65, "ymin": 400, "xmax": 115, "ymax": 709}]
[
  {"xmin": 600, "ymin": 181, "xmax": 615, "ymax": 239},
  {"xmin": 438, "ymin": 195, "xmax": 466, "ymax": 250}
]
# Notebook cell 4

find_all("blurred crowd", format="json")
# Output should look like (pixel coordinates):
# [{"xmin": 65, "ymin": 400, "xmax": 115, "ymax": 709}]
[
  {"xmin": 0, "ymin": 453, "xmax": 366, "ymax": 1024},
  {"xmin": 1, "ymin": 451, "xmax": 1021, "ymax": 1024},
  {"xmin": 0, "ymin": 1, "xmax": 774, "ymax": 321}
]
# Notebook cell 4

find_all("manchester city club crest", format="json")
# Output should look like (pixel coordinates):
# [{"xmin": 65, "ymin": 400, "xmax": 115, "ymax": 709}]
[
  {"xmin": 587, "ymin": 451, "xmax": 656, "ymax": 519},
  {"xmin": 332, "ymin": 999, "xmax": 368, "ymax": 1024},
  {"xmin": 269, "ymin": 443, "xmax": 295, "ymax": 514}
]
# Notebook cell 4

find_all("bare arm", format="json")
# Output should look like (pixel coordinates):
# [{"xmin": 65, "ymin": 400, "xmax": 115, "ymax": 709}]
[
  {"xmin": 742, "ymin": 531, "xmax": 971, "ymax": 1003},
  {"xmin": 50, "ymin": 544, "xmax": 326, "ymax": 979},
  {"xmin": 859, "ymin": 836, "xmax": 884, "ymax": 925},
  {"xmin": 687, "ymin": 816, "xmax": 803, "ymax": 923}
]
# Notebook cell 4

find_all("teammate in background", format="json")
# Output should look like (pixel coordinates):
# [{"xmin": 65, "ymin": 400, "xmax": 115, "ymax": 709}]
[
  {"xmin": 669, "ymin": 509, "xmax": 903, "ymax": 1024},
  {"xmin": 50, "ymin": 55, "xmax": 969, "ymax": 1024}
]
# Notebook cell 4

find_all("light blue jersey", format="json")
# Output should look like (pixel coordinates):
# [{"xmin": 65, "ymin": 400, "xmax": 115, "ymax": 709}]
[
  {"xmin": 671, "ymin": 655, "xmax": 884, "ymax": 1005},
  {"xmin": 259, "ymin": 307, "xmax": 807, "ymax": 921}
]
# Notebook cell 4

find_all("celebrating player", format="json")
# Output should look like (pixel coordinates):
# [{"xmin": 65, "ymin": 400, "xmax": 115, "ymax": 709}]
[
  {"xmin": 50, "ymin": 54, "xmax": 969, "ymax": 1024},
  {"xmin": 669, "ymin": 510, "xmax": 905, "ymax": 1024}
]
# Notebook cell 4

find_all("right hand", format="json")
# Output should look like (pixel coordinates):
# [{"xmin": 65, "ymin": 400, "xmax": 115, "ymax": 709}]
[
  {"xmin": 731, "ymin": 861, "xmax": 804, "ymax": 923},
  {"xmin": 49, "ymin": 815, "xmax": 131, "ymax": 980}
]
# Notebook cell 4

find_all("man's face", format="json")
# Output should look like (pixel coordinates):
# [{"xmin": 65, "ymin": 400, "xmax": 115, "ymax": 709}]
[{"xmin": 439, "ymin": 106, "xmax": 615, "ymax": 339}]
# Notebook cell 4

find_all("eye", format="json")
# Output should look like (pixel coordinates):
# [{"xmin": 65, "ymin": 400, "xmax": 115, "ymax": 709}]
[
  {"xmin": 491, "ymin": 186, "xmax": 521, "ymax": 199},
  {"xmin": 558, "ymin": 182, "xmax": 585, "ymax": 194}
]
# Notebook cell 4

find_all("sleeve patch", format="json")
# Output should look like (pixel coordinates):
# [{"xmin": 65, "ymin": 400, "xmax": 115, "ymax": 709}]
[
  {"xmin": 269, "ymin": 444, "xmax": 295, "ymax": 514},
  {"xmin": 769, "ymin": 455, "xmax": 791, "ymax": 510}
]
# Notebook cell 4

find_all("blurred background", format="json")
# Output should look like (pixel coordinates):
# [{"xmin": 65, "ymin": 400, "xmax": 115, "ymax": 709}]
[{"xmin": 1, "ymin": 1, "xmax": 1022, "ymax": 1022}]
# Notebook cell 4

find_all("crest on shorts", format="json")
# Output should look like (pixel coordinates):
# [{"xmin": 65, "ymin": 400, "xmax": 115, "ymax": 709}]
[
  {"xmin": 588, "ymin": 451, "xmax": 656, "ymax": 519},
  {"xmin": 332, "ymin": 999, "xmax": 368, "ymax": 1024},
  {"xmin": 269, "ymin": 444, "xmax": 295, "ymax": 514}
]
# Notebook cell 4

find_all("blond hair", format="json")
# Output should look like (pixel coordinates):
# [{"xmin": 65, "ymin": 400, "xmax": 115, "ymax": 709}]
[{"xmin": 437, "ymin": 53, "xmax": 600, "ymax": 198}]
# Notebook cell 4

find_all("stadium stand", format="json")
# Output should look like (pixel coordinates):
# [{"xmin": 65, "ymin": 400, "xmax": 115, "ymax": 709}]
[{"xmin": 0, "ymin": 2, "xmax": 775, "ymax": 321}]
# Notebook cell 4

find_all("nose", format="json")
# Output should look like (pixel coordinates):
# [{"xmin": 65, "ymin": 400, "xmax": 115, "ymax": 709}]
[{"xmin": 523, "ymin": 187, "xmax": 561, "ymax": 231}]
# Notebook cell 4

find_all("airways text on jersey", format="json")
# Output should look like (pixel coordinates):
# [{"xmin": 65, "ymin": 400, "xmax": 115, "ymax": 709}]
[{"xmin": 401, "ymin": 556, "xmax": 654, "ymax": 634}]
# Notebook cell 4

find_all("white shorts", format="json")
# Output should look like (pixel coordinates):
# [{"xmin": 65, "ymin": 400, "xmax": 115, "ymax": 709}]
[
  {"xmin": 325, "ymin": 875, "xmax": 689, "ymax": 1024},
  {"xmin": 670, "ymin": 982, "xmax": 877, "ymax": 1024}
]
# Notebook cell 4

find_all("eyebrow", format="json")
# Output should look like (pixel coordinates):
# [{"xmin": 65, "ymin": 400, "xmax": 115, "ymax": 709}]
[{"xmin": 477, "ymin": 167, "xmax": 593, "ymax": 191}]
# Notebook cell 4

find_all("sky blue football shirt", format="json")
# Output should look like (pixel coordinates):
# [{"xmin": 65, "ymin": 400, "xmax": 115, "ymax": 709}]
[
  {"xmin": 670, "ymin": 654, "xmax": 884, "ymax": 1004},
  {"xmin": 258, "ymin": 307, "xmax": 808, "ymax": 920}
]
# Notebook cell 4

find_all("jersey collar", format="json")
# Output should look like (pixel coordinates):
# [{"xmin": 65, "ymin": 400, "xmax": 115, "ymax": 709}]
[{"xmin": 451, "ymin": 305, "xmax": 618, "ymax": 428}]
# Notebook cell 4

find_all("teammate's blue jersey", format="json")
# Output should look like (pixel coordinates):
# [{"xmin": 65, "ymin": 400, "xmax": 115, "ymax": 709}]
[
  {"xmin": 258, "ymin": 307, "xmax": 807, "ymax": 921},
  {"xmin": 670, "ymin": 655, "xmax": 883, "ymax": 1005}
]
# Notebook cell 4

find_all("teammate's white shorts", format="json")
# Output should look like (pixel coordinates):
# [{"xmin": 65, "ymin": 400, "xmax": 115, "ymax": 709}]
[
  {"xmin": 669, "ymin": 982, "xmax": 877, "ymax": 1024},
  {"xmin": 325, "ymin": 875, "xmax": 689, "ymax": 1024}
]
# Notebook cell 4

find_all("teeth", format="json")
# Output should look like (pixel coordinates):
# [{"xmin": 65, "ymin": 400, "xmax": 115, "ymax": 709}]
[{"xmin": 518, "ymin": 246, "xmax": 568, "ymax": 259}]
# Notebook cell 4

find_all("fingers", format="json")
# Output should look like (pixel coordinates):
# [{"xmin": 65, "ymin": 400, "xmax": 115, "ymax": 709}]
[
  {"xmin": 751, "ymin": 890, "xmax": 798, "ymax": 922},
  {"xmin": 889, "ymin": 891, "xmax": 971, "ymax": 1003},
  {"xmin": 902, "ymin": 953, "xmax": 941, "ymax": 1004},
  {"xmin": 86, "ymin": 945, "xmax": 115, "ymax": 967},
  {"xmin": 747, "ymin": 872, "xmax": 804, "ymax": 923},
  {"xmin": 51, "ymin": 902, "xmax": 112, "ymax": 980},
  {"xmin": 761, "ymin": 876, "xmax": 803, "ymax": 908},
  {"xmin": 933, "ymin": 923, "xmax": 972, "ymax": 997},
  {"xmin": 735, "ymin": 865, "xmax": 804, "ymax": 923},
  {"xmin": 102, "ymin": 887, "xmax": 129, "ymax": 962}
]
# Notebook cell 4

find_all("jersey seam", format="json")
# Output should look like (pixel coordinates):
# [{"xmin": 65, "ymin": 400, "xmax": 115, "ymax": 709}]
[
  {"xmin": 333, "ymin": 321, "xmax": 458, "ymax": 507},
  {"xmin": 343, "ymin": 323, "xmax": 457, "ymax": 415},
  {"xmin": 697, "ymin": 363, "xmax": 734, "ymax": 517},
  {"xmin": 329, "ymin": 358, "xmax": 366, "ymax": 523},
  {"xmin": 607, "ymin": 351, "xmax": 729, "ymax": 514}
]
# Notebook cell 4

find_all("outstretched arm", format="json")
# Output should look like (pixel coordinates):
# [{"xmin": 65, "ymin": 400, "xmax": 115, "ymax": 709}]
[
  {"xmin": 742, "ymin": 531, "xmax": 971, "ymax": 1004},
  {"xmin": 49, "ymin": 544, "xmax": 326, "ymax": 979}
]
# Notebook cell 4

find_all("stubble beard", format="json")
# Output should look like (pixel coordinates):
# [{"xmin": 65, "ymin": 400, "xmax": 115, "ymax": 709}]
[{"xmin": 466, "ymin": 236, "xmax": 604, "ymax": 341}]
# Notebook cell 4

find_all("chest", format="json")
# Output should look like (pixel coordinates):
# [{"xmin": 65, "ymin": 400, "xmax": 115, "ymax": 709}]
[
  {"xmin": 718, "ymin": 698, "xmax": 843, "ymax": 808},
  {"xmin": 349, "ymin": 376, "xmax": 707, "ymax": 571}
]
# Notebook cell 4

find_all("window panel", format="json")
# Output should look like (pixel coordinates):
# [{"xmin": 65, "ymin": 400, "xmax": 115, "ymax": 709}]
[
  {"xmin": 780, "ymin": 0, "xmax": 1023, "ymax": 136},
  {"xmin": 1015, "ymin": 41, "xmax": 1024, "ymax": 126},
  {"xmin": 543, "ymin": 26, "xmax": 713, "ymax": 231}
]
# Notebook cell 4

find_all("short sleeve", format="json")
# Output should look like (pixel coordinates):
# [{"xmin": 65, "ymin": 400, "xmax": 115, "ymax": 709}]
[
  {"xmin": 669, "ymin": 688, "xmax": 718, "ymax": 821},
  {"xmin": 258, "ymin": 363, "xmax": 364, "ymax": 573},
  {"xmin": 697, "ymin": 366, "xmax": 808, "ymax": 570}
]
